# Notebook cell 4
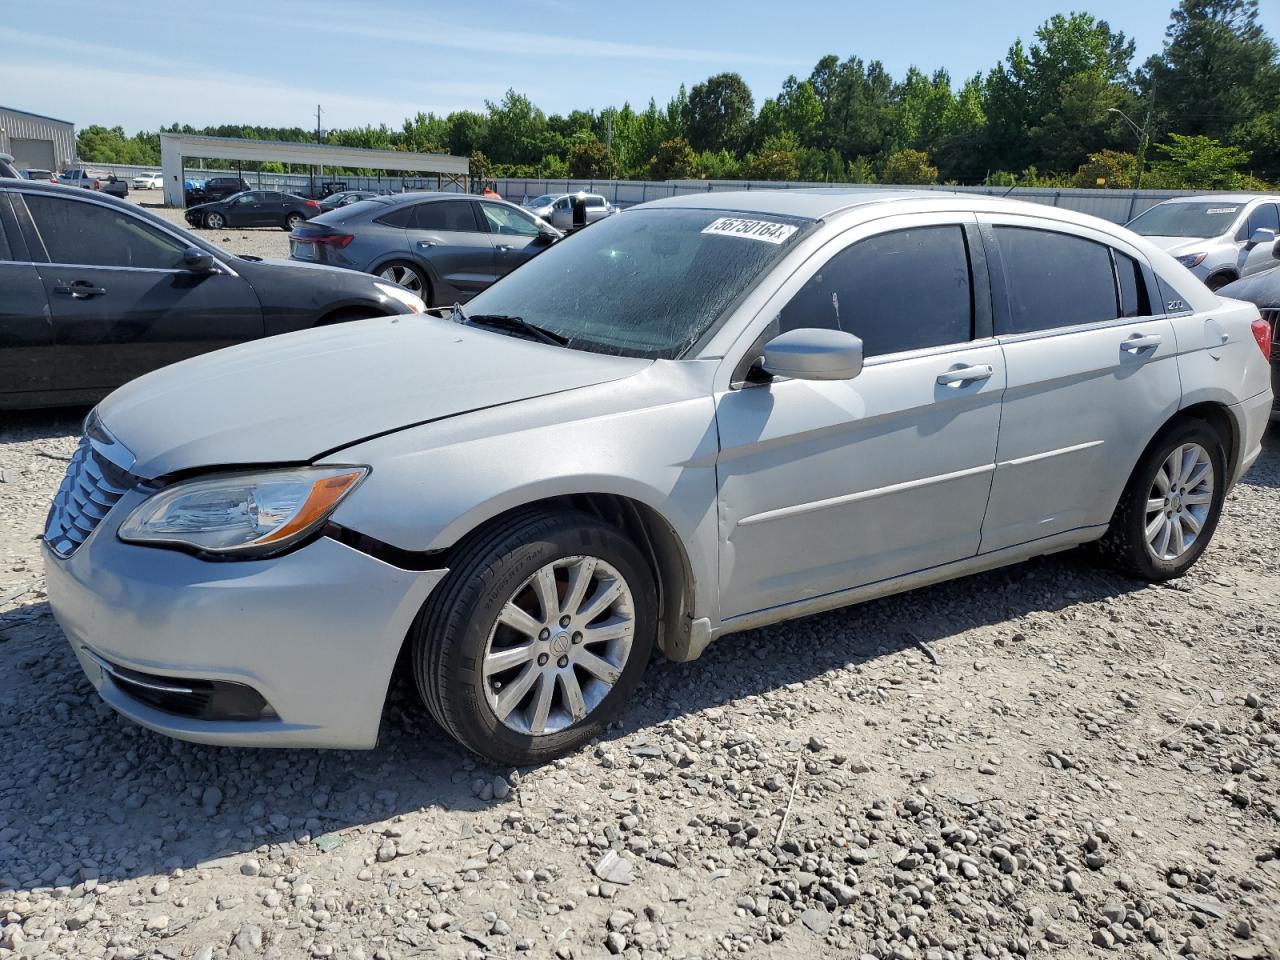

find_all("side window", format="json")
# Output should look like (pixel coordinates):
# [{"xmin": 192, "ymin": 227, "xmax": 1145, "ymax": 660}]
[
  {"xmin": 1114, "ymin": 251, "xmax": 1150, "ymax": 318},
  {"xmin": 586, "ymin": 196, "xmax": 606, "ymax": 208},
  {"xmin": 412, "ymin": 200, "xmax": 480, "ymax": 232},
  {"xmin": 777, "ymin": 225, "xmax": 973, "ymax": 358},
  {"xmin": 1246, "ymin": 203, "xmax": 1279, "ymax": 237},
  {"xmin": 376, "ymin": 206, "xmax": 415, "ymax": 228},
  {"xmin": 233, "ymin": 193, "xmax": 259, "ymax": 205},
  {"xmin": 25, "ymin": 194, "xmax": 186, "ymax": 269},
  {"xmin": 481, "ymin": 202, "xmax": 541, "ymax": 237},
  {"xmin": 0, "ymin": 213, "xmax": 11, "ymax": 260},
  {"xmin": 993, "ymin": 227, "xmax": 1118, "ymax": 334}
]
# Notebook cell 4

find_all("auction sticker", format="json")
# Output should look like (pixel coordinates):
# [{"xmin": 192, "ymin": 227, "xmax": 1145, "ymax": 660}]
[
  {"xmin": 702, "ymin": 217, "xmax": 798, "ymax": 244},
  {"xmin": 1206, "ymin": 207, "xmax": 1238, "ymax": 214}
]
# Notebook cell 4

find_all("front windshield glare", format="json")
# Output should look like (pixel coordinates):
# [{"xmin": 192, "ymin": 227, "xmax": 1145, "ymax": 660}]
[
  {"xmin": 1127, "ymin": 202, "xmax": 1243, "ymax": 239},
  {"xmin": 462, "ymin": 208, "xmax": 811, "ymax": 359}
]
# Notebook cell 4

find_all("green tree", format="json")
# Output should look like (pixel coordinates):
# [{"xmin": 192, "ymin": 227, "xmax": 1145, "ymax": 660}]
[
  {"xmin": 744, "ymin": 132, "xmax": 801, "ymax": 180},
  {"xmin": 483, "ymin": 90, "xmax": 547, "ymax": 166},
  {"xmin": 1148, "ymin": 133, "xmax": 1251, "ymax": 187},
  {"xmin": 1070, "ymin": 149, "xmax": 1139, "ymax": 187},
  {"xmin": 649, "ymin": 137, "xmax": 698, "ymax": 179},
  {"xmin": 882, "ymin": 148, "xmax": 938, "ymax": 184},
  {"xmin": 685, "ymin": 72, "xmax": 755, "ymax": 153},
  {"xmin": 568, "ymin": 136, "xmax": 617, "ymax": 178}
]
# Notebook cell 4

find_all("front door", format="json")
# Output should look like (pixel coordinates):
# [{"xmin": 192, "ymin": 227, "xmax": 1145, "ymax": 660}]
[
  {"xmin": 226, "ymin": 192, "xmax": 270, "ymax": 227},
  {"xmin": 714, "ymin": 217, "xmax": 1005, "ymax": 621},
  {"xmin": 478, "ymin": 201, "xmax": 548, "ymax": 277},
  {"xmin": 977, "ymin": 218, "xmax": 1183, "ymax": 553},
  {"xmin": 407, "ymin": 199, "xmax": 496, "ymax": 298},
  {"xmin": 18, "ymin": 191, "xmax": 263, "ymax": 393}
]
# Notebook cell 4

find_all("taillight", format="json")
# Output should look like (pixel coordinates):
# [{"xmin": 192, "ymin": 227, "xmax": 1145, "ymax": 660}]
[
  {"xmin": 305, "ymin": 199, "xmax": 320, "ymax": 208},
  {"xmin": 296, "ymin": 233, "xmax": 354, "ymax": 248},
  {"xmin": 1252, "ymin": 317, "xmax": 1272, "ymax": 360}
]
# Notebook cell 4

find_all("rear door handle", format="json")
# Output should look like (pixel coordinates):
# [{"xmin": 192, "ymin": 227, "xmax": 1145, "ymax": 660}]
[
  {"xmin": 54, "ymin": 281, "xmax": 107, "ymax": 299},
  {"xmin": 936, "ymin": 364, "xmax": 993, "ymax": 386},
  {"xmin": 1120, "ymin": 333, "xmax": 1163, "ymax": 352}
]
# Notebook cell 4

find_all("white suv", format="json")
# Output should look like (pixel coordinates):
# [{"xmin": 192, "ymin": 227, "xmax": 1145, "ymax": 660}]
[{"xmin": 1127, "ymin": 194, "xmax": 1280, "ymax": 290}]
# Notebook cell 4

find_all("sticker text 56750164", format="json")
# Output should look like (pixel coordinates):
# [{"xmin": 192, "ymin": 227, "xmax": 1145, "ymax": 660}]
[{"xmin": 701, "ymin": 217, "xmax": 799, "ymax": 244}]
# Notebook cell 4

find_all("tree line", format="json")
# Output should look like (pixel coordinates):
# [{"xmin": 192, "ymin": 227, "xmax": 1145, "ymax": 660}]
[{"xmin": 78, "ymin": 0, "xmax": 1280, "ymax": 190}]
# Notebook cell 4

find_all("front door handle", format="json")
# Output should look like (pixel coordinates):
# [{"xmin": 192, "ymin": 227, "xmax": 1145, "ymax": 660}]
[
  {"xmin": 54, "ymin": 281, "xmax": 107, "ymax": 299},
  {"xmin": 1120, "ymin": 333, "xmax": 1163, "ymax": 352},
  {"xmin": 494, "ymin": 244, "xmax": 512, "ymax": 253},
  {"xmin": 416, "ymin": 240, "xmax": 436, "ymax": 249},
  {"xmin": 936, "ymin": 364, "xmax": 993, "ymax": 387}
]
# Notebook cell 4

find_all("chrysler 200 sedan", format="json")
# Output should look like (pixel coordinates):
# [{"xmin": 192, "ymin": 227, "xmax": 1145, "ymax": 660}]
[{"xmin": 43, "ymin": 190, "xmax": 1274, "ymax": 766}]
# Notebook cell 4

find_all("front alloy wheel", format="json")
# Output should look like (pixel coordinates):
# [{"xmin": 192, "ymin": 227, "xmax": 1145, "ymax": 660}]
[
  {"xmin": 204, "ymin": 211, "xmax": 225, "ymax": 230},
  {"xmin": 483, "ymin": 556, "xmax": 636, "ymax": 736},
  {"xmin": 413, "ymin": 509, "xmax": 656, "ymax": 765}
]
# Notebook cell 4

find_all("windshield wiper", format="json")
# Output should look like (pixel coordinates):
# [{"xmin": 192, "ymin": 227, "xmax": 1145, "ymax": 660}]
[{"xmin": 452, "ymin": 304, "xmax": 569, "ymax": 347}]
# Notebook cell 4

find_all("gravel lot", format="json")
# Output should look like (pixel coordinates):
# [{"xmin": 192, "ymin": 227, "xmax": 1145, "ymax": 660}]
[
  {"xmin": 1, "ymin": 407, "xmax": 1278, "ymax": 960},
  {"xmin": 131, "ymin": 194, "xmax": 294, "ymax": 262}
]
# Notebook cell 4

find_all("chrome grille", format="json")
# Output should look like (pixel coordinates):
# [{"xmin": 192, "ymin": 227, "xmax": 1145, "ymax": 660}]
[
  {"xmin": 1262, "ymin": 309, "xmax": 1280, "ymax": 346},
  {"xmin": 44, "ymin": 437, "xmax": 135, "ymax": 557}
]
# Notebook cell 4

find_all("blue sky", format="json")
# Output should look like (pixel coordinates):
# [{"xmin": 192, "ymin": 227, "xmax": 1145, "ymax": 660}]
[{"xmin": 2, "ymin": 0, "xmax": 1273, "ymax": 133}]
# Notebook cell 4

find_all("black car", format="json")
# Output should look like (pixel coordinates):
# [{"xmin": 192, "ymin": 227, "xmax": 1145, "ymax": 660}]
[
  {"xmin": 1220, "ymin": 260, "xmax": 1280, "ymax": 420},
  {"xmin": 184, "ymin": 176, "xmax": 251, "ymax": 206},
  {"xmin": 0, "ymin": 182, "xmax": 426, "ymax": 410},
  {"xmin": 186, "ymin": 190, "xmax": 321, "ymax": 231}
]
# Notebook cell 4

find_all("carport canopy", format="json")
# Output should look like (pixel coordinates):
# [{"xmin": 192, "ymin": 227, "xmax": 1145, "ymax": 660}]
[{"xmin": 159, "ymin": 133, "xmax": 469, "ymax": 206}]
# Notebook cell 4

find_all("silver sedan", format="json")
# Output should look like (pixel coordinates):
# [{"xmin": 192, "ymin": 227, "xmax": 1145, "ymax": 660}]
[{"xmin": 44, "ymin": 190, "xmax": 1274, "ymax": 766}]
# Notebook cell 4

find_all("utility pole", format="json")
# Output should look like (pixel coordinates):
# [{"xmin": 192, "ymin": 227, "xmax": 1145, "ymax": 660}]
[{"xmin": 311, "ymin": 104, "xmax": 323, "ymax": 197}]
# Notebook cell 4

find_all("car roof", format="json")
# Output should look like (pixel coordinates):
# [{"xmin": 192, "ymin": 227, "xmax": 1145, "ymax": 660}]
[
  {"xmin": 1152, "ymin": 194, "xmax": 1280, "ymax": 205},
  {"xmin": 644, "ymin": 187, "xmax": 942, "ymax": 220}
]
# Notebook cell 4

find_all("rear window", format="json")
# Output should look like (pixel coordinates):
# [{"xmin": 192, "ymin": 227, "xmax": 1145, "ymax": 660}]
[{"xmin": 413, "ymin": 200, "xmax": 480, "ymax": 232}]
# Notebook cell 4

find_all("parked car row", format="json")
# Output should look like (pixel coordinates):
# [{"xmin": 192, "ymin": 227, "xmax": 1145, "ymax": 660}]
[
  {"xmin": 0, "ymin": 181, "xmax": 427, "ymax": 410},
  {"xmin": 38, "ymin": 189, "xmax": 1273, "ymax": 766}
]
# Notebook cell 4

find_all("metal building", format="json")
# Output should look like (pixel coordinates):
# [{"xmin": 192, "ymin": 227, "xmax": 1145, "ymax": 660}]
[{"xmin": 0, "ymin": 105, "xmax": 76, "ymax": 171}]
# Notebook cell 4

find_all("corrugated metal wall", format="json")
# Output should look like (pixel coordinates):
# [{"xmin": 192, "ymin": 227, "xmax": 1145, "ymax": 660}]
[{"xmin": 0, "ymin": 107, "xmax": 76, "ymax": 170}]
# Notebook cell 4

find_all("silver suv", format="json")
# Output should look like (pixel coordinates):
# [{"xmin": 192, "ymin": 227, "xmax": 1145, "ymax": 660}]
[
  {"xmin": 43, "ymin": 190, "xmax": 1274, "ymax": 765},
  {"xmin": 1126, "ymin": 194, "xmax": 1280, "ymax": 290}
]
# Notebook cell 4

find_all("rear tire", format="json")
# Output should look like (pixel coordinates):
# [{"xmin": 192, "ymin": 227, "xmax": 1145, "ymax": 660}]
[
  {"xmin": 203, "ymin": 211, "xmax": 225, "ymax": 230},
  {"xmin": 284, "ymin": 212, "xmax": 305, "ymax": 231},
  {"xmin": 376, "ymin": 261, "xmax": 430, "ymax": 302},
  {"xmin": 1095, "ymin": 419, "xmax": 1226, "ymax": 581},
  {"xmin": 412, "ymin": 509, "xmax": 657, "ymax": 766}
]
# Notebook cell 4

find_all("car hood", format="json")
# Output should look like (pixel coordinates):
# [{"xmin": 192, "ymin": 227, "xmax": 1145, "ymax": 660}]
[
  {"xmin": 1140, "ymin": 235, "xmax": 1219, "ymax": 255},
  {"xmin": 96, "ymin": 316, "xmax": 651, "ymax": 480}
]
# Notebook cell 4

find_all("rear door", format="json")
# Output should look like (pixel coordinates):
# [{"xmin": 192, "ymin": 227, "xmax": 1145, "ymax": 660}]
[
  {"xmin": 0, "ymin": 191, "xmax": 55, "ymax": 399},
  {"xmin": 18, "ymin": 190, "xmax": 263, "ymax": 393},
  {"xmin": 479, "ymin": 201, "xmax": 547, "ymax": 276},
  {"xmin": 409, "ymin": 199, "xmax": 496, "ymax": 296},
  {"xmin": 978, "ymin": 217, "xmax": 1182, "ymax": 553}
]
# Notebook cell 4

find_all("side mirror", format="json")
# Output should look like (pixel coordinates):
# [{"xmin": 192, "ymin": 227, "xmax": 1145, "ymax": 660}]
[
  {"xmin": 181, "ymin": 247, "xmax": 216, "ymax": 273},
  {"xmin": 761, "ymin": 328, "xmax": 864, "ymax": 381},
  {"xmin": 1247, "ymin": 227, "xmax": 1276, "ymax": 248},
  {"xmin": 532, "ymin": 228, "xmax": 558, "ymax": 246},
  {"xmin": 1272, "ymin": 236, "xmax": 1280, "ymax": 260}
]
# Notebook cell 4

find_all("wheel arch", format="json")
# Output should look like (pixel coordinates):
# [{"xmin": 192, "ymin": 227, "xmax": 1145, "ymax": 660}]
[{"xmin": 400, "ymin": 491, "xmax": 701, "ymax": 667}]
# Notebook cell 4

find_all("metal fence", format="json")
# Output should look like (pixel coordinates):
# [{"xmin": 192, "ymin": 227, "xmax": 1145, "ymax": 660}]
[
  {"xmin": 79, "ymin": 162, "xmax": 1230, "ymax": 222},
  {"xmin": 490, "ymin": 178, "xmax": 1220, "ymax": 225}
]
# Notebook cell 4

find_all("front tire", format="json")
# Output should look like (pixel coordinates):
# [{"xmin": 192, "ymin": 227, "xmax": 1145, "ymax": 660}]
[
  {"xmin": 412, "ymin": 509, "xmax": 657, "ymax": 766},
  {"xmin": 1205, "ymin": 272, "xmax": 1236, "ymax": 292},
  {"xmin": 203, "ymin": 211, "xmax": 225, "ymax": 230},
  {"xmin": 1096, "ymin": 420, "xmax": 1226, "ymax": 581}
]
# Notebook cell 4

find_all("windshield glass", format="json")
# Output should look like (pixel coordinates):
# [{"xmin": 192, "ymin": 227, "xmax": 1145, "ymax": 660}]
[
  {"xmin": 527, "ymin": 194, "xmax": 556, "ymax": 206},
  {"xmin": 1127, "ymin": 201, "xmax": 1244, "ymax": 239},
  {"xmin": 462, "ymin": 207, "xmax": 812, "ymax": 359}
]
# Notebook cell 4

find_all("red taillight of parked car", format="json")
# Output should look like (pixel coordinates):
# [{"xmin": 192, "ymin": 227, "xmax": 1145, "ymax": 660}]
[
  {"xmin": 1252, "ymin": 317, "xmax": 1273, "ymax": 360},
  {"xmin": 305, "ymin": 199, "xmax": 320, "ymax": 209},
  {"xmin": 298, "ymin": 233, "xmax": 354, "ymax": 249}
]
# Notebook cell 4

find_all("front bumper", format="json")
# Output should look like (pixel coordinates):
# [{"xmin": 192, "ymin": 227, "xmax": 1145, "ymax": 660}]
[{"xmin": 44, "ymin": 503, "xmax": 445, "ymax": 749}]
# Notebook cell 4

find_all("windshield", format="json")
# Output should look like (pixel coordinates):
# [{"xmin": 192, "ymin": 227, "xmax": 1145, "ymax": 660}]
[
  {"xmin": 527, "ymin": 194, "xmax": 556, "ymax": 206},
  {"xmin": 1127, "ymin": 201, "xmax": 1244, "ymax": 239},
  {"xmin": 462, "ymin": 207, "xmax": 813, "ymax": 359}
]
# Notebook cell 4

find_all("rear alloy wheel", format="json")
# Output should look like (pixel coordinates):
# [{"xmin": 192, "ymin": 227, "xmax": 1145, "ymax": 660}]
[
  {"xmin": 203, "ymin": 211, "xmax": 225, "ymax": 230},
  {"xmin": 413, "ymin": 509, "xmax": 656, "ymax": 765},
  {"xmin": 378, "ymin": 262, "xmax": 428, "ymax": 298},
  {"xmin": 285, "ymin": 212, "xmax": 305, "ymax": 231},
  {"xmin": 1096, "ymin": 420, "xmax": 1226, "ymax": 581}
]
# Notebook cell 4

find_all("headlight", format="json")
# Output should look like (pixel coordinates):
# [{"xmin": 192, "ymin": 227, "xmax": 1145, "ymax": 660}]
[
  {"xmin": 1175, "ymin": 252, "xmax": 1207, "ymax": 268},
  {"xmin": 118, "ymin": 466, "xmax": 367, "ymax": 557},
  {"xmin": 374, "ymin": 281, "xmax": 426, "ymax": 314}
]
